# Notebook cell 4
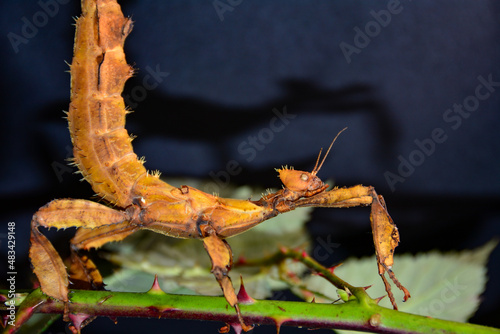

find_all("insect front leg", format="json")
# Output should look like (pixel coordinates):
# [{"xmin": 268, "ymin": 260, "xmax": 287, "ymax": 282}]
[
  {"xmin": 200, "ymin": 224, "xmax": 253, "ymax": 332},
  {"xmin": 30, "ymin": 199, "xmax": 135, "ymax": 304},
  {"xmin": 289, "ymin": 185, "xmax": 411, "ymax": 309},
  {"xmin": 289, "ymin": 184, "xmax": 373, "ymax": 210}
]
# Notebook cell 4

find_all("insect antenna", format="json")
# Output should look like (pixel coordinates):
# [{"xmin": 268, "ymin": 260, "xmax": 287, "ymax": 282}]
[{"xmin": 312, "ymin": 127, "xmax": 348, "ymax": 175}]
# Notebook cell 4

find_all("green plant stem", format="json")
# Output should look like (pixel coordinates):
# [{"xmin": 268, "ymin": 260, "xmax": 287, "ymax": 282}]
[
  {"xmin": 283, "ymin": 247, "xmax": 373, "ymax": 303},
  {"xmin": 1, "ymin": 288, "xmax": 498, "ymax": 334},
  {"xmin": 3, "ymin": 247, "xmax": 499, "ymax": 334},
  {"xmin": 238, "ymin": 247, "xmax": 373, "ymax": 304}
]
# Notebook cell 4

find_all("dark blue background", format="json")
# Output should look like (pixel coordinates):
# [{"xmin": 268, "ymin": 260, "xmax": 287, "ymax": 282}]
[{"xmin": 1, "ymin": 1, "xmax": 499, "ymax": 333}]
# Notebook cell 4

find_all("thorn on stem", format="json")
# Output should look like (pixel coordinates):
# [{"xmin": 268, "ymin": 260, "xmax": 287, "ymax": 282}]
[
  {"xmin": 67, "ymin": 313, "xmax": 95, "ymax": 334},
  {"xmin": 235, "ymin": 255, "xmax": 247, "ymax": 265},
  {"xmin": 274, "ymin": 318, "xmax": 286, "ymax": 334},
  {"xmin": 97, "ymin": 294, "xmax": 113, "ymax": 305},
  {"xmin": 237, "ymin": 276, "xmax": 255, "ymax": 305},
  {"xmin": 147, "ymin": 274, "xmax": 165, "ymax": 294},
  {"xmin": 327, "ymin": 263, "xmax": 342, "ymax": 274},
  {"xmin": 1, "ymin": 314, "xmax": 9, "ymax": 328},
  {"xmin": 374, "ymin": 295, "xmax": 386, "ymax": 305}
]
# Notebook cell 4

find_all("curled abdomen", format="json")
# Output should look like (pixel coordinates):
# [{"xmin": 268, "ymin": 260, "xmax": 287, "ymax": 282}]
[{"xmin": 68, "ymin": 0, "xmax": 146, "ymax": 207}]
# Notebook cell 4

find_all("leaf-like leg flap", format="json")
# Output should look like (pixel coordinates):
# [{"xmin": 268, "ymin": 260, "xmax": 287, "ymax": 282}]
[
  {"xmin": 34, "ymin": 199, "xmax": 129, "ymax": 230},
  {"xmin": 30, "ymin": 227, "xmax": 69, "ymax": 302},
  {"xmin": 370, "ymin": 193, "xmax": 399, "ymax": 274},
  {"xmin": 369, "ymin": 191, "xmax": 410, "ymax": 309},
  {"xmin": 202, "ymin": 232, "xmax": 253, "ymax": 332}
]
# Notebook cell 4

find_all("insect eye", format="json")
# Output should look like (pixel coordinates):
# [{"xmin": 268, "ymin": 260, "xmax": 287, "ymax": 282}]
[{"xmin": 300, "ymin": 173, "xmax": 309, "ymax": 181}]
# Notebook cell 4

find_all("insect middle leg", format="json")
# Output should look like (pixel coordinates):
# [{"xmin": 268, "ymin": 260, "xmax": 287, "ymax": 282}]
[
  {"xmin": 69, "ymin": 221, "xmax": 141, "ymax": 290},
  {"xmin": 201, "ymin": 224, "xmax": 253, "ymax": 332}
]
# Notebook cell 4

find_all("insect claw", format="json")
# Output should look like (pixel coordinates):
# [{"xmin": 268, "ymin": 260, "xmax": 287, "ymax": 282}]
[
  {"xmin": 235, "ymin": 255, "xmax": 247, "ymax": 265},
  {"xmin": 218, "ymin": 324, "xmax": 231, "ymax": 333}
]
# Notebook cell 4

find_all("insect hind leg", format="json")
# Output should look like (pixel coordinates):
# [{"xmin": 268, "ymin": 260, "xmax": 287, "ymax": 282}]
[{"xmin": 29, "ymin": 199, "xmax": 132, "ymax": 302}]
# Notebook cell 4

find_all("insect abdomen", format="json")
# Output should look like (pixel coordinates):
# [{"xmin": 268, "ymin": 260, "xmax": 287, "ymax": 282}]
[{"xmin": 68, "ymin": 0, "xmax": 146, "ymax": 207}]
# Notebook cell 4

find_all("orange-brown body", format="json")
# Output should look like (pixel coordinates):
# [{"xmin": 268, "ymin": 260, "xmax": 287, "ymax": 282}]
[
  {"xmin": 64, "ymin": 0, "xmax": 280, "ymax": 242},
  {"xmin": 29, "ymin": 0, "xmax": 409, "ymax": 332}
]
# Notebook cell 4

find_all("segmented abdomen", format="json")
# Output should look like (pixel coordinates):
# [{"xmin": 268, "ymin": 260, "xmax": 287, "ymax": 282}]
[{"xmin": 68, "ymin": 0, "xmax": 146, "ymax": 207}]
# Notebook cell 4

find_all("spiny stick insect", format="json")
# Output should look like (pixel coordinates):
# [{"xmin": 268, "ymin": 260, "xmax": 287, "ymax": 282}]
[{"xmin": 29, "ymin": 0, "xmax": 410, "ymax": 331}]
